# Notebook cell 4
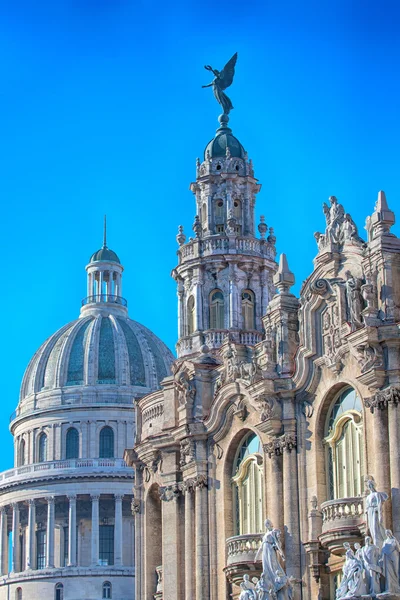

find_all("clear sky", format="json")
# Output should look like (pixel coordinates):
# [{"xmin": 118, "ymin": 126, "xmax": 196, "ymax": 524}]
[{"xmin": 0, "ymin": 0, "xmax": 399, "ymax": 471}]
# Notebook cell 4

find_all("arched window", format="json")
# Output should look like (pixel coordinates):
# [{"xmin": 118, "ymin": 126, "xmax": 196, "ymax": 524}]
[
  {"xmin": 201, "ymin": 202, "xmax": 207, "ymax": 224},
  {"xmin": 55, "ymin": 583, "xmax": 64, "ymax": 600},
  {"xmin": 187, "ymin": 296, "xmax": 195, "ymax": 335},
  {"xmin": 242, "ymin": 290, "xmax": 255, "ymax": 330},
  {"xmin": 66, "ymin": 428, "xmax": 79, "ymax": 459},
  {"xmin": 324, "ymin": 388, "xmax": 364, "ymax": 500},
  {"xmin": 209, "ymin": 290, "xmax": 224, "ymax": 329},
  {"xmin": 19, "ymin": 439, "xmax": 26, "ymax": 466},
  {"xmin": 16, "ymin": 588, "xmax": 22, "ymax": 600},
  {"xmin": 38, "ymin": 433, "xmax": 48, "ymax": 462},
  {"xmin": 102, "ymin": 581, "xmax": 112, "ymax": 599},
  {"xmin": 232, "ymin": 433, "xmax": 264, "ymax": 535},
  {"xmin": 215, "ymin": 199, "xmax": 224, "ymax": 219},
  {"xmin": 233, "ymin": 199, "xmax": 241, "ymax": 219},
  {"xmin": 99, "ymin": 427, "xmax": 114, "ymax": 459}
]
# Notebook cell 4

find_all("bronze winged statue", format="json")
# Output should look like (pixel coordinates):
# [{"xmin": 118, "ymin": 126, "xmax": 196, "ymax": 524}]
[{"xmin": 202, "ymin": 52, "xmax": 238, "ymax": 115}]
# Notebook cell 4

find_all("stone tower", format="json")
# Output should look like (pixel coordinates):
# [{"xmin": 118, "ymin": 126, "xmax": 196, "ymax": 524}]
[{"xmin": 173, "ymin": 114, "xmax": 278, "ymax": 358}]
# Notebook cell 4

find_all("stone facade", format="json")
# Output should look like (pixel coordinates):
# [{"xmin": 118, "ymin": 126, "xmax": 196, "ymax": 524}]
[
  {"xmin": 0, "ymin": 242, "xmax": 174, "ymax": 599},
  {"xmin": 125, "ymin": 115, "xmax": 400, "ymax": 600}
]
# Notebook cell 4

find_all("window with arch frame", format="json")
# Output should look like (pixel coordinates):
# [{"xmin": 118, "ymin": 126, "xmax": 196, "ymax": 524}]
[
  {"xmin": 66, "ymin": 427, "xmax": 79, "ymax": 459},
  {"xmin": 209, "ymin": 289, "xmax": 224, "ymax": 329},
  {"xmin": 233, "ymin": 198, "xmax": 241, "ymax": 219},
  {"xmin": 232, "ymin": 433, "xmax": 264, "ymax": 535},
  {"xmin": 16, "ymin": 588, "xmax": 22, "ymax": 600},
  {"xmin": 241, "ymin": 290, "xmax": 255, "ymax": 330},
  {"xmin": 324, "ymin": 387, "xmax": 364, "ymax": 500},
  {"xmin": 99, "ymin": 426, "xmax": 114, "ymax": 459},
  {"xmin": 102, "ymin": 581, "xmax": 112, "ymax": 599},
  {"xmin": 187, "ymin": 295, "xmax": 195, "ymax": 335},
  {"xmin": 55, "ymin": 582, "xmax": 64, "ymax": 600},
  {"xmin": 38, "ymin": 432, "xmax": 48, "ymax": 462},
  {"xmin": 215, "ymin": 199, "xmax": 224, "ymax": 219},
  {"xmin": 19, "ymin": 439, "xmax": 26, "ymax": 466}
]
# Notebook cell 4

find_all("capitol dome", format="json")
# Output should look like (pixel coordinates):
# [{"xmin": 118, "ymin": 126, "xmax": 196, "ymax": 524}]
[
  {"xmin": 20, "ymin": 314, "xmax": 173, "ymax": 402},
  {"xmin": 204, "ymin": 115, "xmax": 245, "ymax": 159}
]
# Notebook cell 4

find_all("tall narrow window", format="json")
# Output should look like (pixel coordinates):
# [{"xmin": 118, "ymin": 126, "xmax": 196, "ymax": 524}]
[
  {"xmin": 19, "ymin": 439, "xmax": 26, "ymax": 466},
  {"xmin": 99, "ymin": 427, "xmax": 114, "ymax": 459},
  {"xmin": 242, "ymin": 290, "xmax": 255, "ymax": 330},
  {"xmin": 215, "ymin": 199, "xmax": 224, "ymax": 219},
  {"xmin": 66, "ymin": 428, "xmax": 79, "ymax": 459},
  {"xmin": 99, "ymin": 525, "xmax": 114, "ymax": 566},
  {"xmin": 187, "ymin": 296, "xmax": 195, "ymax": 335},
  {"xmin": 324, "ymin": 388, "xmax": 364, "ymax": 500},
  {"xmin": 233, "ymin": 199, "xmax": 241, "ymax": 219},
  {"xmin": 232, "ymin": 434, "xmax": 264, "ymax": 535},
  {"xmin": 16, "ymin": 589, "xmax": 22, "ymax": 600},
  {"xmin": 38, "ymin": 433, "xmax": 48, "ymax": 462},
  {"xmin": 209, "ymin": 290, "xmax": 224, "ymax": 329},
  {"xmin": 55, "ymin": 583, "xmax": 64, "ymax": 600},
  {"xmin": 103, "ymin": 582, "xmax": 112, "ymax": 599},
  {"xmin": 201, "ymin": 203, "xmax": 207, "ymax": 224},
  {"xmin": 36, "ymin": 529, "xmax": 46, "ymax": 569}
]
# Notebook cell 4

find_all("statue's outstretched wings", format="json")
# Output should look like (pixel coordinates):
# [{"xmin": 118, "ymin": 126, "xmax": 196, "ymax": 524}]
[{"xmin": 219, "ymin": 52, "xmax": 238, "ymax": 90}]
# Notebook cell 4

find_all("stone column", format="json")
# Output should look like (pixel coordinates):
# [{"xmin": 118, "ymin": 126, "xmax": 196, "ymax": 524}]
[
  {"xmin": 195, "ymin": 476, "xmax": 209, "ymax": 600},
  {"xmin": 195, "ymin": 278, "xmax": 204, "ymax": 331},
  {"xmin": 282, "ymin": 433, "xmax": 302, "ymax": 592},
  {"xmin": 11, "ymin": 502, "xmax": 20, "ymax": 572},
  {"xmin": 26, "ymin": 500, "xmax": 36, "ymax": 569},
  {"xmin": 161, "ymin": 487, "xmax": 183, "ymax": 600},
  {"xmin": 264, "ymin": 442, "xmax": 284, "ymax": 535},
  {"xmin": 114, "ymin": 494, "xmax": 123, "ymax": 566},
  {"xmin": 68, "ymin": 495, "xmax": 77, "ymax": 566},
  {"xmin": 388, "ymin": 401, "xmax": 400, "ymax": 538},
  {"xmin": 371, "ymin": 407, "xmax": 391, "ymax": 528},
  {"xmin": 132, "ymin": 469, "xmax": 144, "ymax": 600},
  {"xmin": 46, "ymin": 497, "xmax": 55, "ymax": 568},
  {"xmin": 184, "ymin": 483, "xmax": 195, "ymax": 599},
  {"xmin": 91, "ymin": 494, "xmax": 100, "ymax": 566},
  {"xmin": 0, "ymin": 507, "xmax": 7, "ymax": 575}
]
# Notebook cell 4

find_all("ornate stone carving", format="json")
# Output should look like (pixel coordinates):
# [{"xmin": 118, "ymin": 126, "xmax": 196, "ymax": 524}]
[
  {"xmin": 159, "ymin": 484, "xmax": 181, "ymax": 502},
  {"xmin": 355, "ymin": 343, "xmax": 383, "ymax": 373},
  {"xmin": 310, "ymin": 278, "xmax": 333, "ymax": 299},
  {"xmin": 345, "ymin": 271, "xmax": 365, "ymax": 331},
  {"xmin": 193, "ymin": 474, "xmax": 208, "ymax": 489},
  {"xmin": 365, "ymin": 385, "xmax": 400, "ymax": 413},
  {"xmin": 180, "ymin": 438, "xmax": 195, "ymax": 467},
  {"xmin": 314, "ymin": 196, "xmax": 364, "ymax": 252},
  {"xmin": 176, "ymin": 371, "xmax": 196, "ymax": 408},
  {"xmin": 264, "ymin": 433, "xmax": 297, "ymax": 458},
  {"xmin": 131, "ymin": 498, "xmax": 141, "ymax": 514}
]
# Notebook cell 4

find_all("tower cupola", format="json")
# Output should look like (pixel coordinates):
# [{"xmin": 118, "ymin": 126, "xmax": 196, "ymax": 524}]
[{"xmin": 81, "ymin": 217, "xmax": 127, "ymax": 316}]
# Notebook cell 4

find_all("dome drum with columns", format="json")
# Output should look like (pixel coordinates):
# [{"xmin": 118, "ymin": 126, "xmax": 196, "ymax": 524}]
[{"xmin": 0, "ymin": 231, "xmax": 174, "ymax": 600}]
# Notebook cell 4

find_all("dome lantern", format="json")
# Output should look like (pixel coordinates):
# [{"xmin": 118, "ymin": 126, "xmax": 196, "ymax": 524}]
[{"xmin": 82, "ymin": 216, "xmax": 127, "ymax": 316}]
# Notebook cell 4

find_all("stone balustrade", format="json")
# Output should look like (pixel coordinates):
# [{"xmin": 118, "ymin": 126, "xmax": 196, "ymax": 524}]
[
  {"xmin": 239, "ymin": 331, "xmax": 263, "ymax": 345},
  {"xmin": 177, "ymin": 236, "xmax": 276, "ymax": 265},
  {"xmin": 0, "ymin": 458, "xmax": 131, "ymax": 488},
  {"xmin": 226, "ymin": 533, "xmax": 263, "ymax": 567},
  {"xmin": 319, "ymin": 497, "xmax": 365, "ymax": 555},
  {"xmin": 204, "ymin": 330, "xmax": 230, "ymax": 348}
]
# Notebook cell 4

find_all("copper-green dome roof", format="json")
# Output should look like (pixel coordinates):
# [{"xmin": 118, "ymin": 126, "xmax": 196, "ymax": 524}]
[
  {"xmin": 90, "ymin": 246, "xmax": 121, "ymax": 264},
  {"xmin": 204, "ymin": 132, "xmax": 245, "ymax": 159}
]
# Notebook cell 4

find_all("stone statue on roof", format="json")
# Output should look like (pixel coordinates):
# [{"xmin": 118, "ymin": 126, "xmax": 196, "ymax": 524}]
[{"xmin": 202, "ymin": 52, "xmax": 238, "ymax": 115}]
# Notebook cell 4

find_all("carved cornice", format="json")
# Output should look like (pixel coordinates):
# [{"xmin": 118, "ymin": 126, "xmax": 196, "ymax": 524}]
[
  {"xmin": 263, "ymin": 433, "xmax": 297, "ymax": 458},
  {"xmin": 365, "ymin": 385, "xmax": 400, "ymax": 413}
]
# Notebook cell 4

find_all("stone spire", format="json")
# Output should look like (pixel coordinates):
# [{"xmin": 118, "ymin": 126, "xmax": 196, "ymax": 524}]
[
  {"xmin": 273, "ymin": 253, "xmax": 295, "ymax": 295},
  {"xmin": 366, "ymin": 190, "xmax": 395, "ymax": 241}
]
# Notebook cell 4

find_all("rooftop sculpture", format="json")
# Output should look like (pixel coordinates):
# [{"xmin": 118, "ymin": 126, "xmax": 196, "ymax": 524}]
[{"xmin": 202, "ymin": 52, "xmax": 238, "ymax": 116}]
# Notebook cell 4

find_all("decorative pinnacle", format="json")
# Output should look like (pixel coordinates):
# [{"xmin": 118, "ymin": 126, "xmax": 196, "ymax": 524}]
[
  {"xmin": 258, "ymin": 215, "xmax": 268, "ymax": 239},
  {"xmin": 103, "ymin": 215, "xmax": 107, "ymax": 248},
  {"xmin": 369, "ymin": 190, "xmax": 395, "ymax": 238},
  {"xmin": 176, "ymin": 225, "xmax": 186, "ymax": 247},
  {"xmin": 273, "ymin": 253, "xmax": 295, "ymax": 294}
]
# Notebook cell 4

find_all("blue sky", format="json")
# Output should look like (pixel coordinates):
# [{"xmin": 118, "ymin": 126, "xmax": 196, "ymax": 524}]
[{"xmin": 0, "ymin": 0, "xmax": 399, "ymax": 470}]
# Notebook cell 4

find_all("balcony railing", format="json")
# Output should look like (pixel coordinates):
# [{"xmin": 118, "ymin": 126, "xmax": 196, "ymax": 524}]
[
  {"xmin": 0, "ymin": 458, "xmax": 132, "ymax": 488},
  {"xmin": 319, "ymin": 497, "xmax": 365, "ymax": 555},
  {"xmin": 226, "ymin": 533, "xmax": 262, "ymax": 567},
  {"xmin": 81, "ymin": 294, "xmax": 127, "ymax": 307}
]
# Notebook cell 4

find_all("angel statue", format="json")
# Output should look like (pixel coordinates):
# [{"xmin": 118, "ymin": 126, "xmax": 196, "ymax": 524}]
[{"xmin": 202, "ymin": 52, "xmax": 238, "ymax": 115}]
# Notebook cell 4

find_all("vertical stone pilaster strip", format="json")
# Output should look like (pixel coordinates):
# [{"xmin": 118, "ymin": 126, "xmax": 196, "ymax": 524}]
[
  {"xmin": 26, "ymin": 500, "xmax": 36, "ymax": 569},
  {"xmin": 372, "ymin": 409, "xmax": 392, "ymax": 529},
  {"xmin": 388, "ymin": 401, "xmax": 400, "ymax": 538},
  {"xmin": 91, "ymin": 494, "xmax": 100, "ymax": 566},
  {"xmin": 195, "ymin": 476, "xmax": 209, "ymax": 600},
  {"xmin": 184, "ymin": 484, "xmax": 195, "ymax": 599},
  {"xmin": 46, "ymin": 497, "xmax": 55, "ymax": 568},
  {"xmin": 282, "ymin": 436, "xmax": 302, "ymax": 590},
  {"xmin": 11, "ymin": 502, "xmax": 20, "ymax": 573},
  {"xmin": 68, "ymin": 495, "xmax": 77, "ymax": 566},
  {"xmin": 114, "ymin": 494, "xmax": 123, "ymax": 566},
  {"xmin": 0, "ymin": 507, "xmax": 7, "ymax": 575}
]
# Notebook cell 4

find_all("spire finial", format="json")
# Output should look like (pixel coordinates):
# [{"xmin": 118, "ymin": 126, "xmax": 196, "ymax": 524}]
[{"xmin": 103, "ymin": 215, "xmax": 107, "ymax": 248}]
